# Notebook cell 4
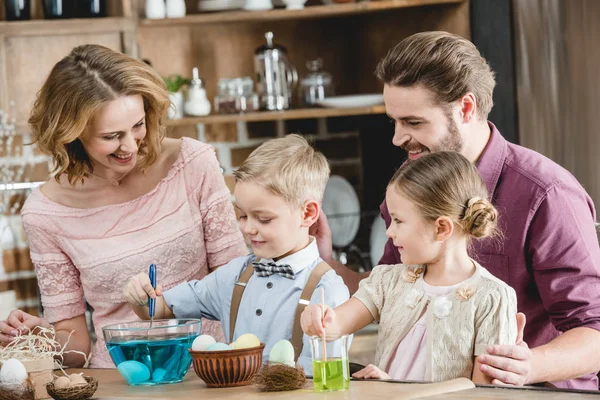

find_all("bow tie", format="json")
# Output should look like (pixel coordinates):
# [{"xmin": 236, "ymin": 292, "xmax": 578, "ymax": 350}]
[{"xmin": 252, "ymin": 261, "xmax": 296, "ymax": 279}]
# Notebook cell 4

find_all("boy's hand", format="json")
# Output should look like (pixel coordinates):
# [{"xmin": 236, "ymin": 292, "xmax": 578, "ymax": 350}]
[
  {"xmin": 352, "ymin": 364, "xmax": 391, "ymax": 380},
  {"xmin": 300, "ymin": 304, "xmax": 336, "ymax": 337},
  {"xmin": 123, "ymin": 272, "xmax": 163, "ymax": 307}
]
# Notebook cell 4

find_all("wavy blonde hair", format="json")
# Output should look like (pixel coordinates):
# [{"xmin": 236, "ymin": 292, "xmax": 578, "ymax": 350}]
[
  {"xmin": 28, "ymin": 44, "xmax": 170, "ymax": 185},
  {"xmin": 233, "ymin": 134, "xmax": 330, "ymax": 208},
  {"xmin": 389, "ymin": 151, "xmax": 499, "ymax": 240}
]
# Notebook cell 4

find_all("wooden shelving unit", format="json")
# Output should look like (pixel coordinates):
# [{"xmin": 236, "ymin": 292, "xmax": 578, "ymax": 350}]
[
  {"xmin": 165, "ymin": 104, "xmax": 386, "ymax": 126},
  {"xmin": 0, "ymin": 17, "xmax": 135, "ymax": 36},
  {"xmin": 139, "ymin": 0, "xmax": 463, "ymax": 25}
]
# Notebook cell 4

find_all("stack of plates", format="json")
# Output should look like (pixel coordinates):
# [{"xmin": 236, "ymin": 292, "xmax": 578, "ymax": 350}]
[
  {"xmin": 316, "ymin": 94, "xmax": 384, "ymax": 109},
  {"xmin": 198, "ymin": 0, "xmax": 245, "ymax": 11},
  {"xmin": 322, "ymin": 176, "xmax": 361, "ymax": 249},
  {"xmin": 369, "ymin": 217, "xmax": 387, "ymax": 267}
]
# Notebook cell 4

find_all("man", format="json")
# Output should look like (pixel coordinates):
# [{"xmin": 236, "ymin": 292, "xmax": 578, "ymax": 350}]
[{"xmin": 314, "ymin": 31, "xmax": 600, "ymax": 390}]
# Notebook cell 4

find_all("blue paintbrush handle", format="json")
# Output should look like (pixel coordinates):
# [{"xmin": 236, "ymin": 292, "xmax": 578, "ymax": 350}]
[{"xmin": 148, "ymin": 264, "xmax": 156, "ymax": 317}]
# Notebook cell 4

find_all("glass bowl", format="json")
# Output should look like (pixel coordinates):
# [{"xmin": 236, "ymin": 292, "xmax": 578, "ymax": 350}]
[{"xmin": 102, "ymin": 319, "xmax": 202, "ymax": 386}]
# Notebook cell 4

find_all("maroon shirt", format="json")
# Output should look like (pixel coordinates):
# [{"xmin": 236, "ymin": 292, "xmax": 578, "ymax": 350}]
[{"xmin": 379, "ymin": 123, "xmax": 600, "ymax": 390}]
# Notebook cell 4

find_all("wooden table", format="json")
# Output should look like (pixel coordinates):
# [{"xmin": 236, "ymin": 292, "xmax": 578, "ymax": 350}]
[{"xmin": 74, "ymin": 369, "xmax": 600, "ymax": 400}]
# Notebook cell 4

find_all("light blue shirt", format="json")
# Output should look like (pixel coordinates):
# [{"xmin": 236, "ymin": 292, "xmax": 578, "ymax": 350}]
[{"xmin": 162, "ymin": 239, "xmax": 350, "ymax": 374}]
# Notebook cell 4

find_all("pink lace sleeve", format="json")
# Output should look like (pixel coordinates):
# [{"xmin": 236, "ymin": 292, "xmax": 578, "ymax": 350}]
[
  {"xmin": 22, "ymin": 217, "xmax": 86, "ymax": 323},
  {"xmin": 183, "ymin": 140, "xmax": 248, "ymax": 270}
]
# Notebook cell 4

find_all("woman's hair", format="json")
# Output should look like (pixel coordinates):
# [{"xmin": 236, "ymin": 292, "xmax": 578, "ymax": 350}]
[
  {"xmin": 28, "ymin": 44, "xmax": 171, "ymax": 185},
  {"xmin": 388, "ymin": 151, "xmax": 498, "ymax": 239}
]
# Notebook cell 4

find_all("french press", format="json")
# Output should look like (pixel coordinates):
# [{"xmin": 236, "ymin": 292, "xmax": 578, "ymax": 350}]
[{"xmin": 254, "ymin": 32, "xmax": 298, "ymax": 111}]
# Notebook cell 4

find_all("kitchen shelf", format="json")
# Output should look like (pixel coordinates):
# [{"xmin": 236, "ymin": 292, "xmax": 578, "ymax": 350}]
[
  {"xmin": 139, "ymin": 0, "xmax": 463, "ymax": 26},
  {"xmin": 165, "ymin": 104, "xmax": 386, "ymax": 126},
  {"xmin": 0, "ymin": 17, "xmax": 135, "ymax": 36}
]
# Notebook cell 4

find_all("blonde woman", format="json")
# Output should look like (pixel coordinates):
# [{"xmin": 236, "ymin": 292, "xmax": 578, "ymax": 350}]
[
  {"xmin": 0, "ymin": 45, "xmax": 247, "ymax": 368},
  {"xmin": 302, "ymin": 151, "xmax": 517, "ymax": 384}
]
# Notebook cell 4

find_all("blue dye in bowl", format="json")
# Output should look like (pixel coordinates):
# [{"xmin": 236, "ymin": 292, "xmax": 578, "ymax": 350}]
[{"xmin": 103, "ymin": 319, "xmax": 201, "ymax": 386}]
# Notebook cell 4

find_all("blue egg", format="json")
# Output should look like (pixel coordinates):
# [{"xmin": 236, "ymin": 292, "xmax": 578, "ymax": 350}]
[
  {"xmin": 206, "ymin": 342, "xmax": 232, "ymax": 351},
  {"xmin": 152, "ymin": 367, "xmax": 167, "ymax": 382},
  {"xmin": 117, "ymin": 360, "xmax": 151, "ymax": 385}
]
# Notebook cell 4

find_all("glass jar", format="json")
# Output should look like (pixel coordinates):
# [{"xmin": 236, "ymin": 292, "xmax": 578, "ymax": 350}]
[
  {"xmin": 214, "ymin": 77, "xmax": 260, "ymax": 114},
  {"xmin": 300, "ymin": 58, "xmax": 334, "ymax": 107},
  {"xmin": 309, "ymin": 334, "xmax": 350, "ymax": 392}
]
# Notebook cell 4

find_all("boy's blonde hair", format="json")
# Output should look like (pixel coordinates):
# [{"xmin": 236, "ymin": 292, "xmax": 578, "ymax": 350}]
[
  {"xmin": 389, "ymin": 151, "xmax": 498, "ymax": 240},
  {"xmin": 233, "ymin": 134, "xmax": 330, "ymax": 207}
]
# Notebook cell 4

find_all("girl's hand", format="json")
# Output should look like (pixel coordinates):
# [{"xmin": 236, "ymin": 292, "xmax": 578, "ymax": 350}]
[
  {"xmin": 0, "ymin": 309, "xmax": 52, "ymax": 346},
  {"xmin": 300, "ymin": 304, "xmax": 336, "ymax": 337},
  {"xmin": 352, "ymin": 364, "xmax": 392, "ymax": 380},
  {"xmin": 123, "ymin": 272, "xmax": 163, "ymax": 307}
]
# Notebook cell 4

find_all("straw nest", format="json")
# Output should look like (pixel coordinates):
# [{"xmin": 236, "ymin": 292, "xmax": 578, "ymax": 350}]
[
  {"xmin": 46, "ymin": 376, "xmax": 98, "ymax": 400},
  {"xmin": 252, "ymin": 363, "xmax": 307, "ymax": 392},
  {"xmin": 0, "ymin": 379, "xmax": 35, "ymax": 400}
]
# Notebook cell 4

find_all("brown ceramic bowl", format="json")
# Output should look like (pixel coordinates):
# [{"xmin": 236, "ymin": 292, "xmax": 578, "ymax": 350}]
[{"xmin": 189, "ymin": 343, "xmax": 265, "ymax": 388}]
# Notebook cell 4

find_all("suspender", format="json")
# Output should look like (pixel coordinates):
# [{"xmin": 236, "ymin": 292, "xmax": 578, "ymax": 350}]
[
  {"xmin": 229, "ymin": 259, "xmax": 332, "ymax": 362},
  {"xmin": 289, "ymin": 261, "xmax": 331, "ymax": 360},
  {"xmin": 229, "ymin": 261, "xmax": 256, "ymax": 343}
]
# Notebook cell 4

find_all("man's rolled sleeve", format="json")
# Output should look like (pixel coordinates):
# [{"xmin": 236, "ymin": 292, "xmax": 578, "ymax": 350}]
[{"xmin": 528, "ymin": 184, "xmax": 600, "ymax": 333}]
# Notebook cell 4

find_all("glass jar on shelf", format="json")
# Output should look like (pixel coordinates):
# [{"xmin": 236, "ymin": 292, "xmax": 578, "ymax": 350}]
[
  {"xmin": 300, "ymin": 58, "xmax": 334, "ymax": 107},
  {"xmin": 214, "ymin": 77, "xmax": 260, "ymax": 114}
]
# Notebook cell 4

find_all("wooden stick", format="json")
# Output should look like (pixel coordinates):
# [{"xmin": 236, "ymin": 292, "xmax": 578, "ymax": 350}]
[{"xmin": 320, "ymin": 287, "xmax": 327, "ymax": 362}]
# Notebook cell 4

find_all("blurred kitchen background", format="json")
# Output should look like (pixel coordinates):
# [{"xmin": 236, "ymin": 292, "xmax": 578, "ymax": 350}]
[{"xmin": 1, "ymin": 0, "xmax": 599, "ymax": 366}]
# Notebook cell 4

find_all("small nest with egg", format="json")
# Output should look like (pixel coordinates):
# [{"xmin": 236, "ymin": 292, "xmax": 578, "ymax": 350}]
[
  {"xmin": 252, "ymin": 363, "xmax": 307, "ymax": 392},
  {"xmin": 46, "ymin": 377, "xmax": 98, "ymax": 400},
  {"xmin": 0, "ymin": 379, "xmax": 35, "ymax": 400}
]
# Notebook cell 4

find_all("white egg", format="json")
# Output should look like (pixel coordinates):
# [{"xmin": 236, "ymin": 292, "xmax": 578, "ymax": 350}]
[
  {"xmin": 68, "ymin": 373, "xmax": 88, "ymax": 387},
  {"xmin": 191, "ymin": 334, "xmax": 216, "ymax": 351},
  {"xmin": 269, "ymin": 340, "xmax": 295, "ymax": 367},
  {"xmin": 0, "ymin": 359, "xmax": 28, "ymax": 385},
  {"xmin": 54, "ymin": 376, "xmax": 71, "ymax": 389}
]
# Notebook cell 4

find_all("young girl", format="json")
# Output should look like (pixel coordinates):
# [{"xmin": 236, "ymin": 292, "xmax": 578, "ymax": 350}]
[{"xmin": 301, "ymin": 151, "xmax": 517, "ymax": 384}]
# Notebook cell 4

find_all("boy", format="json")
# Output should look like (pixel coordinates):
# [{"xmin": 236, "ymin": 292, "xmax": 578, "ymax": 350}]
[{"xmin": 123, "ymin": 134, "xmax": 350, "ymax": 374}]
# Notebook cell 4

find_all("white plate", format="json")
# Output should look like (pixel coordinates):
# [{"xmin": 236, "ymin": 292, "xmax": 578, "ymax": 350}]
[
  {"xmin": 322, "ymin": 175, "xmax": 360, "ymax": 248},
  {"xmin": 369, "ymin": 216, "xmax": 387, "ymax": 267},
  {"xmin": 198, "ymin": 0, "xmax": 244, "ymax": 10},
  {"xmin": 315, "ymin": 94, "xmax": 384, "ymax": 109}
]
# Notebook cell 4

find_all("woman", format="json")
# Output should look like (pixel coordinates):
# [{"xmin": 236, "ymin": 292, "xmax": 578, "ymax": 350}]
[{"xmin": 0, "ymin": 45, "xmax": 247, "ymax": 368}]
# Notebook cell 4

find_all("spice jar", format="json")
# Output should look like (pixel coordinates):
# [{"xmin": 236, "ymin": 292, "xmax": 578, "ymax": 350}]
[
  {"xmin": 300, "ymin": 58, "xmax": 334, "ymax": 107},
  {"xmin": 214, "ymin": 77, "xmax": 259, "ymax": 114}
]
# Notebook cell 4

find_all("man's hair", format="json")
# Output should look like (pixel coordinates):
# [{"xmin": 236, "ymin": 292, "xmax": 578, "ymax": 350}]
[{"xmin": 376, "ymin": 31, "xmax": 496, "ymax": 119}]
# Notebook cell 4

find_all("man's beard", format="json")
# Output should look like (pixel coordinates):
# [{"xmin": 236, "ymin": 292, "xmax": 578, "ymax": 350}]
[{"xmin": 401, "ymin": 112, "xmax": 463, "ymax": 155}]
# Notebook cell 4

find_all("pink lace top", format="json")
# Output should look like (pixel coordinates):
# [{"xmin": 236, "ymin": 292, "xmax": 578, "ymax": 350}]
[{"xmin": 20, "ymin": 138, "xmax": 248, "ymax": 368}]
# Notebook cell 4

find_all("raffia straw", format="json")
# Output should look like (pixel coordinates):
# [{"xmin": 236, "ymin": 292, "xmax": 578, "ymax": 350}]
[
  {"xmin": 320, "ymin": 287, "xmax": 327, "ymax": 362},
  {"xmin": 0, "ymin": 327, "xmax": 89, "ymax": 374}
]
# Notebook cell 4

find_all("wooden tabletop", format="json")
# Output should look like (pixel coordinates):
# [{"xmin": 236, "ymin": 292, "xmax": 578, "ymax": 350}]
[{"xmin": 73, "ymin": 369, "xmax": 600, "ymax": 400}]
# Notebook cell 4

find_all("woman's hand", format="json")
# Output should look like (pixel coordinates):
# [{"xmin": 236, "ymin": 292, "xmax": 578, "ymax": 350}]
[
  {"xmin": 300, "ymin": 304, "xmax": 336, "ymax": 337},
  {"xmin": 352, "ymin": 364, "xmax": 391, "ymax": 380},
  {"xmin": 123, "ymin": 272, "xmax": 163, "ymax": 307},
  {"xmin": 0, "ymin": 309, "xmax": 52, "ymax": 345}
]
